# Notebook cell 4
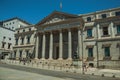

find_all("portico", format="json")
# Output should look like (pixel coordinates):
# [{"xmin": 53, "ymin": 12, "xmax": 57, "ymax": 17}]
[
  {"xmin": 35, "ymin": 11, "xmax": 83, "ymax": 65},
  {"xmin": 35, "ymin": 28, "xmax": 82, "ymax": 62}
]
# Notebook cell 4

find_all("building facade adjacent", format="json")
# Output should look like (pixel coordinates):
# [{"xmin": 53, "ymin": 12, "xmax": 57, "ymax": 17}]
[
  {"xmin": 13, "ymin": 25, "xmax": 36, "ymax": 60},
  {"xmin": 82, "ymin": 8, "xmax": 120, "ymax": 69},
  {"xmin": 0, "ymin": 17, "xmax": 31, "ymax": 59}
]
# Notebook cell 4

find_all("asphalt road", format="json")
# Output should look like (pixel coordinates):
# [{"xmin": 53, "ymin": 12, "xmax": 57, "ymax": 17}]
[{"xmin": 0, "ymin": 63, "xmax": 119, "ymax": 80}]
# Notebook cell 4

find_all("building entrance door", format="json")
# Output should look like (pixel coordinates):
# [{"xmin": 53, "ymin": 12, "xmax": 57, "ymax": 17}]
[
  {"xmin": 56, "ymin": 46, "xmax": 59, "ymax": 59},
  {"xmin": 53, "ymin": 43, "xmax": 59, "ymax": 59}
]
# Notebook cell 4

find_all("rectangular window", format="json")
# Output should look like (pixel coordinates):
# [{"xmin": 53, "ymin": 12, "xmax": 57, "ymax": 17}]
[
  {"xmin": 14, "ymin": 51, "xmax": 16, "ymax": 58},
  {"xmin": 87, "ymin": 29, "xmax": 92, "ymax": 37},
  {"xmin": 115, "ymin": 11, "xmax": 120, "ymax": 16},
  {"xmin": 104, "ymin": 47, "xmax": 110, "ymax": 57},
  {"xmin": 2, "ymin": 43, "xmax": 5, "ymax": 48},
  {"xmin": 23, "ymin": 29, "xmax": 25, "ymax": 32},
  {"xmin": 88, "ymin": 48, "xmax": 93, "ymax": 57},
  {"xmin": 103, "ymin": 27, "xmax": 108, "ymax": 35},
  {"xmin": 21, "ymin": 38, "xmax": 24, "ymax": 45},
  {"xmin": 29, "ymin": 28, "xmax": 31, "ymax": 31},
  {"xmin": 17, "ymin": 31, "xmax": 19, "ymax": 33},
  {"xmin": 27, "ymin": 36, "xmax": 30, "ymax": 44},
  {"xmin": 26, "ymin": 51, "xmax": 29, "ymax": 58},
  {"xmin": 8, "ymin": 43, "xmax": 11, "ymax": 49},
  {"xmin": 16, "ymin": 39, "xmax": 18, "ymax": 45},
  {"xmin": 9, "ymin": 38, "xmax": 11, "ymax": 40},
  {"xmin": 87, "ymin": 17, "xmax": 91, "ymax": 22},
  {"xmin": 117, "ymin": 25, "xmax": 120, "ymax": 34},
  {"xmin": 101, "ymin": 14, "xmax": 107, "ymax": 18},
  {"xmin": 12, "ymin": 27, "xmax": 14, "ymax": 29},
  {"xmin": 19, "ymin": 51, "xmax": 22, "ymax": 58},
  {"xmin": 3, "ymin": 36, "xmax": 6, "ymax": 39}
]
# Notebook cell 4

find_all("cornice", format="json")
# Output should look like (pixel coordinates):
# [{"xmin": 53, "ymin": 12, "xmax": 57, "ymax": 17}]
[
  {"xmin": 84, "ymin": 37, "xmax": 120, "ymax": 42},
  {"xmin": 36, "ymin": 18, "xmax": 83, "ymax": 28},
  {"xmin": 97, "ymin": 37, "xmax": 120, "ymax": 42},
  {"xmin": 15, "ymin": 30, "xmax": 35, "ymax": 37},
  {"xmin": 13, "ymin": 44, "xmax": 35, "ymax": 48},
  {"xmin": 95, "ymin": 16, "xmax": 120, "ymax": 24}
]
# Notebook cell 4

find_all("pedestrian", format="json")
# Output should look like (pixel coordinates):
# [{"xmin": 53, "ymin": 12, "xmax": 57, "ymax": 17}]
[{"xmin": 83, "ymin": 62, "xmax": 87, "ymax": 72}]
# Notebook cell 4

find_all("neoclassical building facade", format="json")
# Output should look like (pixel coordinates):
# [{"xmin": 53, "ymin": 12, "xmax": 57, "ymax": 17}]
[
  {"xmin": 34, "ymin": 8, "xmax": 120, "ymax": 69},
  {"xmin": 82, "ymin": 8, "xmax": 120, "ymax": 68},
  {"xmin": 13, "ymin": 7, "xmax": 120, "ymax": 69},
  {"xmin": 35, "ymin": 12, "xmax": 83, "ymax": 66}
]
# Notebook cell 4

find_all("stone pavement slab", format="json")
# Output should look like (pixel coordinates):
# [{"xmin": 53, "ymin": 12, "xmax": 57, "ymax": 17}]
[
  {"xmin": 0, "ymin": 67, "xmax": 65, "ymax": 80},
  {"xmin": 1, "ymin": 60, "xmax": 120, "ymax": 79},
  {"xmin": 85, "ymin": 68, "xmax": 120, "ymax": 78}
]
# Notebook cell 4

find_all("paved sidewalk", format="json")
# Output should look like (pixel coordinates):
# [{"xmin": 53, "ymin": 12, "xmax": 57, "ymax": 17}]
[
  {"xmin": 1, "ymin": 60, "xmax": 120, "ymax": 78},
  {"xmin": 85, "ymin": 68, "xmax": 120, "ymax": 78},
  {"xmin": 0, "ymin": 67, "xmax": 66, "ymax": 80}
]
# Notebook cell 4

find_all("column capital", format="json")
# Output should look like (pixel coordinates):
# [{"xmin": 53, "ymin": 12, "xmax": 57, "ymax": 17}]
[
  {"xmin": 59, "ymin": 29, "xmax": 62, "ymax": 32},
  {"xmin": 68, "ymin": 28, "xmax": 71, "ymax": 31}
]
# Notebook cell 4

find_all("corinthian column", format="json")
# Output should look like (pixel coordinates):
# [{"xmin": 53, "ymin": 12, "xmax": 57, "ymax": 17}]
[
  {"xmin": 41, "ymin": 33, "xmax": 46, "ymax": 60},
  {"xmin": 49, "ymin": 32, "xmax": 53, "ymax": 60},
  {"xmin": 59, "ymin": 30, "xmax": 63, "ymax": 60},
  {"xmin": 68, "ymin": 29, "xmax": 72, "ymax": 60},
  {"xmin": 35, "ymin": 34, "xmax": 39, "ymax": 59},
  {"xmin": 78, "ymin": 29, "xmax": 81, "ymax": 60}
]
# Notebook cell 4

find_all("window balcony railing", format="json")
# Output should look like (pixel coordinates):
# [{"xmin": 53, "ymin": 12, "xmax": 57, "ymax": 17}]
[
  {"xmin": 118, "ymin": 56, "xmax": 120, "ymax": 60},
  {"xmin": 27, "ymin": 42, "xmax": 30, "ymax": 44},
  {"xmin": 87, "ymin": 57, "xmax": 94, "ymax": 61},
  {"xmin": 15, "ymin": 43, "xmax": 18, "ymax": 45},
  {"xmin": 20, "ymin": 43, "xmax": 24, "ymax": 45},
  {"xmin": 86, "ymin": 36, "xmax": 94, "ymax": 39},
  {"xmin": 103, "ymin": 56, "xmax": 111, "ymax": 60},
  {"xmin": 115, "ymin": 33, "xmax": 120, "ymax": 36},
  {"xmin": 101, "ymin": 35, "xmax": 110, "ymax": 37}
]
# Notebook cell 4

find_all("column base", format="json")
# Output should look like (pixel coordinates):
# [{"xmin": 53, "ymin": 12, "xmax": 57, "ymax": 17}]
[
  {"xmin": 34, "ymin": 58, "xmax": 39, "ymax": 61},
  {"xmin": 32, "ymin": 58, "xmax": 39, "ymax": 63},
  {"xmin": 58, "ymin": 58, "xmax": 63, "ymax": 60},
  {"xmin": 67, "ymin": 58, "xmax": 72, "ymax": 60},
  {"xmin": 40, "ymin": 58, "xmax": 45, "ymax": 60},
  {"xmin": 48, "ymin": 58, "xmax": 53, "ymax": 60},
  {"xmin": 34, "ymin": 58, "xmax": 39, "ymax": 60}
]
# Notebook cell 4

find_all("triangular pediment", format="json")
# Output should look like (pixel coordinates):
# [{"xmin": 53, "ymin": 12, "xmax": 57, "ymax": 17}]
[{"xmin": 36, "ymin": 11, "xmax": 78, "ymax": 25}]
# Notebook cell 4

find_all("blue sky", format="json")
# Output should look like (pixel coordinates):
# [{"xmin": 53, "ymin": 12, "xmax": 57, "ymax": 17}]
[{"xmin": 0, "ymin": 0, "xmax": 120, "ymax": 24}]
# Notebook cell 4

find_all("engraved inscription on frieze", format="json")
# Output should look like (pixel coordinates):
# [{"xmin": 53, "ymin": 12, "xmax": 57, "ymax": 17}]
[{"xmin": 44, "ymin": 15, "xmax": 66, "ymax": 24}]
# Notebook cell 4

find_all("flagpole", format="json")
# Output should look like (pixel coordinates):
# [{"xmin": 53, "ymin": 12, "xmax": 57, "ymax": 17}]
[{"xmin": 60, "ymin": 1, "xmax": 62, "ymax": 11}]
